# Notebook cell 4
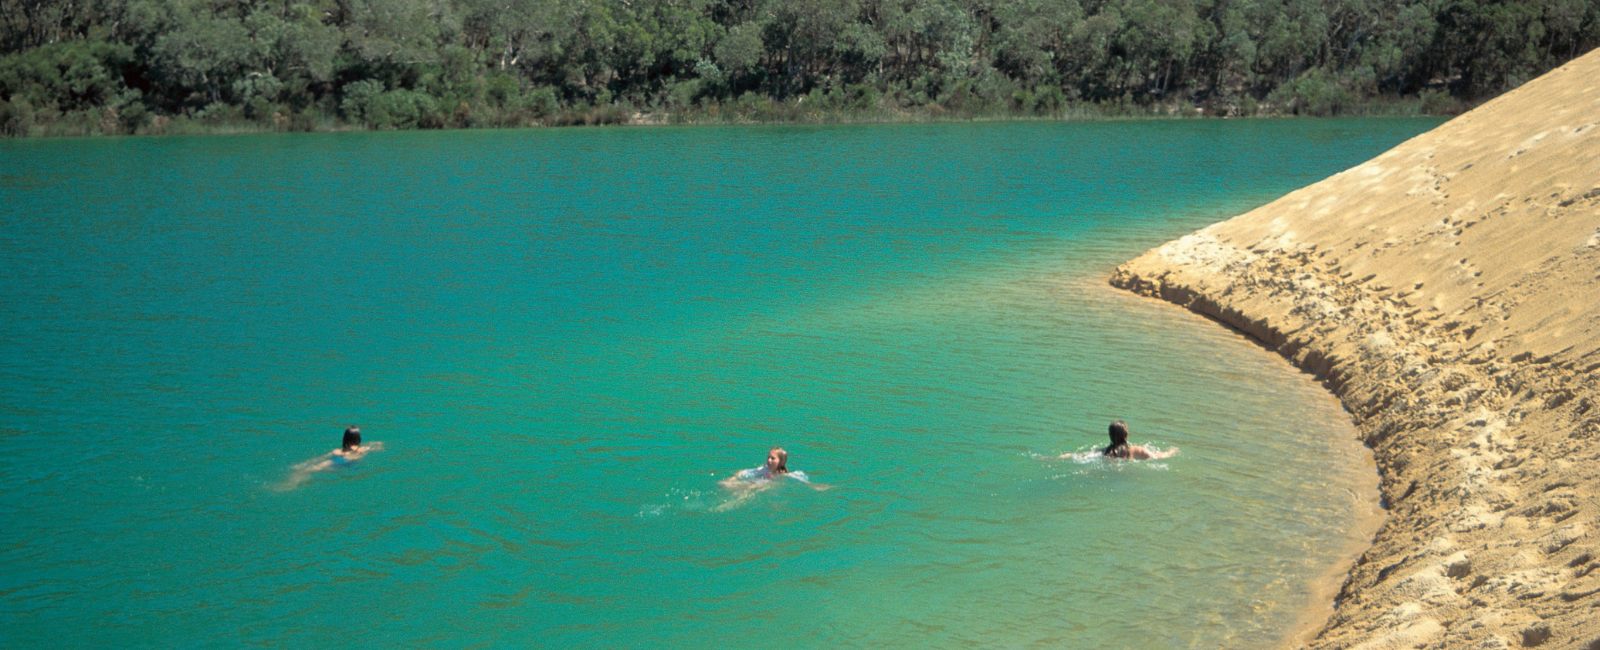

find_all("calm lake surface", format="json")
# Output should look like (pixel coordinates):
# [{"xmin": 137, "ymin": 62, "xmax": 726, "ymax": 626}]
[{"xmin": 0, "ymin": 119, "xmax": 1440, "ymax": 648}]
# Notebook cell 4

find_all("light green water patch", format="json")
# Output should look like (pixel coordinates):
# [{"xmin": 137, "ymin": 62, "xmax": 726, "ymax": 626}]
[
  {"xmin": 0, "ymin": 118, "xmax": 1436, "ymax": 647},
  {"xmin": 605, "ymin": 251, "xmax": 1380, "ymax": 648}
]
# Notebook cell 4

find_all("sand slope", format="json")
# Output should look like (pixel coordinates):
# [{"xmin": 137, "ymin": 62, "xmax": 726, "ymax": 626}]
[{"xmin": 1111, "ymin": 50, "xmax": 1600, "ymax": 649}]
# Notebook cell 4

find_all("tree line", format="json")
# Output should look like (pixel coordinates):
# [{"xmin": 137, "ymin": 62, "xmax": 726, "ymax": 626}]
[{"xmin": 2, "ymin": 0, "xmax": 1597, "ymax": 134}]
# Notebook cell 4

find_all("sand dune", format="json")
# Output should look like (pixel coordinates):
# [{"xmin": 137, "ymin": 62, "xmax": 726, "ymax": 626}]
[{"xmin": 1111, "ymin": 50, "xmax": 1600, "ymax": 649}]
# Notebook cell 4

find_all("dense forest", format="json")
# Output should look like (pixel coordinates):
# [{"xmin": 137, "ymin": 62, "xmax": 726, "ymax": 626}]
[{"xmin": 2, "ymin": 0, "xmax": 1597, "ymax": 134}]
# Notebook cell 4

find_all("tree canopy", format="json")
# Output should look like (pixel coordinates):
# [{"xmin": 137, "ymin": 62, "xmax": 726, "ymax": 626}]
[{"xmin": 2, "ymin": 0, "xmax": 1597, "ymax": 133}]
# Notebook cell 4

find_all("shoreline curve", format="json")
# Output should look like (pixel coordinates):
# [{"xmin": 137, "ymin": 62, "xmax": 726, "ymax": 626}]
[{"xmin": 1110, "ymin": 50, "xmax": 1600, "ymax": 649}]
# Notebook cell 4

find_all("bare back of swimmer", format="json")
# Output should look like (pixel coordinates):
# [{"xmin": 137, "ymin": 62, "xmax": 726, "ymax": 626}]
[
  {"xmin": 281, "ymin": 426, "xmax": 385, "ymax": 489},
  {"xmin": 1054, "ymin": 420, "xmax": 1177, "ymax": 460}
]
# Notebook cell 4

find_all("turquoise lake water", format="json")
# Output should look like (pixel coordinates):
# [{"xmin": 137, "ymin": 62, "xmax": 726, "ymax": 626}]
[{"xmin": 0, "ymin": 119, "xmax": 1440, "ymax": 648}]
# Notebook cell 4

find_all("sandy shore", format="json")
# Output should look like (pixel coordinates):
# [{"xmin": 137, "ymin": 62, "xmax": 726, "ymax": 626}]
[{"xmin": 1110, "ymin": 50, "xmax": 1600, "ymax": 649}]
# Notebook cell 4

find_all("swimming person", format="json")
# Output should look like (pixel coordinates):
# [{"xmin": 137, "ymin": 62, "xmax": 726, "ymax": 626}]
[
  {"xmin": 1056, "ymin": 420, "xmax": 1177, "ymax": 460},
  {"xmin": 719, "ymin": 447, "xmax": 828, "ymax": 491},
  {"xmin": 281, "ymin": 426, "xmax": 385, "ymax": 489}
]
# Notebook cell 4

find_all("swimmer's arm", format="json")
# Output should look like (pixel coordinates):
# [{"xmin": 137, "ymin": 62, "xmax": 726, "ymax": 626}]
[
  {"xmin": 1133, "ymin": 445, "xmax": 1179, "ymax": 460},
  {"xmin": 785, "ymin": 473, "xmax": 827, "ymax": 488},
  {"xmin": 364, "ymin": 441, "xmax": 385, "ymax": 452},
  {"xmin": 784, "ymin": 473, "xmax": 830, "ymax": 491},
  {"xmin": 291, "ymin": 450, "xmax": 338, "ymax": 471}
]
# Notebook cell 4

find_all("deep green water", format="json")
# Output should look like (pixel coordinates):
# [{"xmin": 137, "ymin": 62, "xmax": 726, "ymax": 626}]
[{"xmin": 1, "ymin": 119, "xmax": 1439, "ymax": 648}]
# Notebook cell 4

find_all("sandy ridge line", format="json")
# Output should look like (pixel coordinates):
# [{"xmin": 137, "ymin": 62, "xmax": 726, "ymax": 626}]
[{"xmin": 1109, "ymin": 50, "xmax": 1600, "ymax": 650}]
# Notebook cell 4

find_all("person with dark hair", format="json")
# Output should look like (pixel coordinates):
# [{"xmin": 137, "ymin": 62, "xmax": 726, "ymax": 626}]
[
  {"xmin": 341, "ymin": 426, "xmax": 363, "ymax": 452},
  {"xmin": 1055, "ymin": 420, "xmax": 1176, "ymax": 460},
  {"xmin": 281, "ymin": 426, "xmax": 385, "ymax": 489}
]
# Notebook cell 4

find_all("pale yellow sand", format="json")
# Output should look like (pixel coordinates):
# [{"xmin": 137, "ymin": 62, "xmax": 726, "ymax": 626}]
[{"xmin": 1111, "ymin": 50, "xmax": 1600, "ymax": 649}]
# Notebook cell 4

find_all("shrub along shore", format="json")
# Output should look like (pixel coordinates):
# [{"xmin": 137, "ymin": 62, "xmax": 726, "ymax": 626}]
[
  {"xmin": 2, "ymin": 0, "xmax": 1597, "ymax": 137},
  {"xmin": 0, "ymin": 91, "xmax": 1453, "ymax": 138}
]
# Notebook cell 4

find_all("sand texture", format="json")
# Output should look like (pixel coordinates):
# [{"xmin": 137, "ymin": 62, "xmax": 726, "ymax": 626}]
[{"xmin": 1111, "ymin": 51, "xmax": 1600, "ymax": 649}]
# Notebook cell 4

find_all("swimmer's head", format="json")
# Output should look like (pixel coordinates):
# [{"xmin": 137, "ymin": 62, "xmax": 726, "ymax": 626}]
[
  {"xmin": 1102, "ymin": 421, "xmax": 1132, "ymax": 458},
  {"xmin": 1108, "ymin": 420, "xmax": 1129, "ymax": 445},
  {"xmin": 343, "ymin": 426, "xmax": 362, "ymax": 451},
  {"xmin": 766, "ymin": 447, "xmax": 788, "ymax": 474}
]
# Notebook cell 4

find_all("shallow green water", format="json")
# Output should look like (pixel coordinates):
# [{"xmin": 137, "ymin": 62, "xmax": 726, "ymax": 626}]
[{"xmin": 0, "ymin": 119, "xmax": 1439, "ymax": 648}]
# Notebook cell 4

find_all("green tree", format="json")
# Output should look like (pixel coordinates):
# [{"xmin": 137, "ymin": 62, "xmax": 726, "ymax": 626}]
[
  {"xmin": 148, "ymin": 3, "xmax": 250, "ymax": 105},
  {"xmin": 0, "ymin": 39, "xmax": 134, "ymax": 110},
  {"xmin": 1433, "ymin": 0, "xmax": 1549, "ymax": 97},
  {"xmin": 992, "ymin": 0, "xmax": 1083, "ymax": 86}
]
